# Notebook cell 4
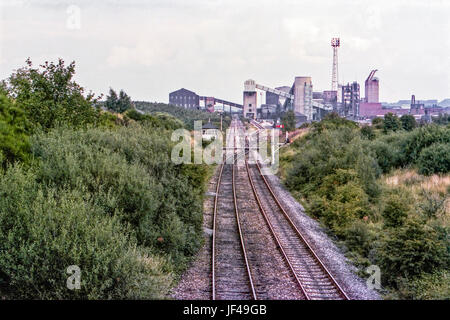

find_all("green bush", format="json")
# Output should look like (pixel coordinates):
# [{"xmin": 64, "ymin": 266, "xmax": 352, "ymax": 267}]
[
  {"xmin": 342, "ymin": 220, "xmax": 375, "ymax": 258},
  {"xmin": 0, "ymin": 93, "xmax": 30, "ymax": 166},
  {"xmin": 382, "ymin": 193, "xmax": 410, "ymax": 228},
  {"xmin": 417, "ymin": 143, "xmax": 450, "ymax": 175},
  {"xmin": 403, "ymin": 125, "xmax": 450, "ymax": 164},
  {"xmin": 400, "ymin": 114, "xmax": 417, "ymax": 131},
  {"xmin": 376, "ymin": 220, "xmax": 449, "ymax": 287},
  {"xmin": 30, "ymin": 124, "xmax": 204, "ymax": 269},
  {"xmin": 360, "ymin": 125, "xmax": 376, "ymax": 140},
  {"xmin": 383, "ymin": 113, "xmax": 401, "ymax": 132},
  {"xmin": 0, "ymin": 166, "xmax": 172, "ymax": 299}
]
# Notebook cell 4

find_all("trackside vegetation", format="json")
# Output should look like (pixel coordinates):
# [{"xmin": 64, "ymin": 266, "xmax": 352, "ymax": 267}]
[
  {"xmin": 0, "ymin": 59, "xmax": 211, "ymax": 299},
  {"xmin": 280, "ymin": 113, "xmax": 450, "ymax": 299}
]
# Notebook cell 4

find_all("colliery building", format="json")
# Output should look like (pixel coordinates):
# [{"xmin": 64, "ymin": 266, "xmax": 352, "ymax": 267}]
[
  {"xmin": 169, "ymin": 88, "xmax": 200, "ymax": 108},
  {"xmin": 341, "ymin": 82, "xmax": 360, "ymax": 117}
]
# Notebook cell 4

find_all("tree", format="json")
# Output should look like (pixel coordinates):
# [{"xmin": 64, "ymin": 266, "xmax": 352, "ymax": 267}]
[
  {"xmin": 417, "ymin": 143, "xmax": 450, "ymax": 175},
  {"xmin": 382, "ymin": 193, "xmax": 410, "ymax": 228},
  {"xmin": 281, "ymin": 110, "xmax": 296, "ymax": 132},
  {"xmin": 400, "ymin": 114, "xmax": 417, "ymax": 131},
  {"xmin": 383, "ymin": 113, "xmax": 401, "ymax": 132},
  {"xmin": 360, "ymin": 125, "xmax": 376, "ymax": 140},
  {"xmin": 4, "ymin": 59, "xmax": 100, "ymax": 131},
  {"xmin": 0, "ymin": 92, "xmax": 30, "ymax": 166},
  {"xmin": 105, "ymin": 88, "xmax": 118, "ymax": 112},
  {"xmin": 372, "ymin": 117, "xmax": 384, "ymax": 130},
  {"xmin": 105, "ymin": 88, "xmax": 133, "ymax": 113}
]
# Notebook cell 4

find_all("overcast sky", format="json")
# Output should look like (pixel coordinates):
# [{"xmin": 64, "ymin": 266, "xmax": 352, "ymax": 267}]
[{"xmin": 0, "ymin": 0, "xmax": 449, "ymax": 104}]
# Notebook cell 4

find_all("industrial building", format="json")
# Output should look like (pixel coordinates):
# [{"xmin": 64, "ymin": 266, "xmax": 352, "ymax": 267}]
[
  {"xmin": 169, "ymin": 88, "xmax": 242, "ymax": 112},
  {"xmin": 364, "ymin": 70, "xmax": 379, "ymax": 103},
  {"xmin": 341, "ymin": 82, "xmax": 360, "ymax": 117},
  {"xmin": 169, "ymin": 88, "xmax": 200, "ymax": 108},
  {"xmin": 242, "ymin": 77, "xmax": 325, "ymax": 121}
]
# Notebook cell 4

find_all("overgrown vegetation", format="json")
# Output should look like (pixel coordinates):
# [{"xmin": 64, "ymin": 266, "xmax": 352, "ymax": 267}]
[
  {"xmin": 0, "ymin": 59, "xmax": 212, "ymax": 299},
  {"xmin": 135, "ymin": 101, "xmax": 230, "ymax": 131},
  {"xmin": 280, "ymin": 113, "xmax": 450, "ymax": 299}
]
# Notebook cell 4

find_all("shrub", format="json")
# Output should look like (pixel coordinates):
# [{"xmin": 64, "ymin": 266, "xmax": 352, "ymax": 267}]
[
  {"xmin": 372, "ymin": 117, "xmax": 384, "ymax": 129},
  {"xmin": 343, "ymin": 220, "xmax": 375, "ymax": 257},
  {"xmin": 417, "ymin": 143, "xmax": 450, "ymax": 175},
  {"xmin": 383, "ymin": 113, "xmax": 401, "ymax": 132},
  {"xmin": 30, "ymin": 125, "xmax": 204, "ymax": 269},
  {"xmin": 376, "ymin": 220, "xmax": 449, "ymax": 287},
  {"xmin": 382, "ymin": 192, "xmax": 410, "ymax": 228},
  {"xmin": 0, "ymin": 166, "xmax": 172, "ymax": 299},
  {"xmin": 403, "ymin": 125, "xmax": 450, "ymax": 164},
  {"xmin": 400, "ymin": 114, "xmax": 417, "ymax": 131},
  {"xmin": 361, "ymin": 125, "xmax": 376, "ymax": 140},
  {"xmin": 396, "ymin": 270, "xmax": 450, "ymax": 300},
  {"xmin": 0, "ymin": 93, "xmax": 30, "ymax": 166}
]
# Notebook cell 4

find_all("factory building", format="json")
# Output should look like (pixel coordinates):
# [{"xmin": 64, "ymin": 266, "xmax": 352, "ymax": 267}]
[
  {"xmin": 293, "ymin": 77, "xmax": 313, "ymax": 118},
  {"xmin": 341, "ymin": 82, "xmax": 360, "ymax": 117},
  {"xmin": 243, "ymin": 80, "xmax": 257, "ymax": 119},
  {"xmin": 360, "ymin": 70, "xmax": 382, "ymax": 117},
  {"xmin": 364, "ymin": 70, "xmax": 379, "ymax": 103},
  {"xmin": 169, "ymin": 88, "xmax": 200, "ymax": 108}
]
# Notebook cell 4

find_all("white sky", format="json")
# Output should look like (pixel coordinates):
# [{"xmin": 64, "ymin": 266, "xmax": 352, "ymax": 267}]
[{"xmin": 0, "ymin": 0, "xmax": 449, "ymax": 103}]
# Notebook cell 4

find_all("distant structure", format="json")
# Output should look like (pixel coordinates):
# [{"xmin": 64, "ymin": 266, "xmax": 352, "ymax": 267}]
[
  {"xmin": 169, "ymin": 88, "xmax": 199, "ymax": 108},
  {"xmin": 364, "ymin": 70, "xmax": 379, "ymax": 103},
  {"xmin": 331, "ymin": 38, "xmax": 340, "ymax": 92},
  {"xmin": 243, "ymin": 78, "xmax": 330, "ymax": 121},
  {"xmin": 243, "ymin": 79, "xmax": 258, "ymax": 119},
  {"xmin": 293, "ymin": 76, "xmax": 313, "ymax": 117},
  {"xmin": 359, "ymin": 70, "xmax": 382, "ymax": 117},
  {"xmin": 341, "ymin": 82, "xmax": 360, "ymax": 117},
  {"xmin": 169, "ymin": 88, "xmax": 242, "ymax": 112},
  {"xmin": 410, "ymin": 94, "xmax": 425, "ymax": 115}
]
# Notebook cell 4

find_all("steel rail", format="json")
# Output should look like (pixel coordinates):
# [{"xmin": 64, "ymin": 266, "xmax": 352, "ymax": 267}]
[
  {"xmin": 211, "ymin": 120, "xmax": 257, "ymax": 300},
  {"xmin": 245, "ymin": 159, "xmax": 310, "ymax": 299},
  {"xmin": 233, "ymin": 127, "xmax": 257, "ymax": 300},
  {"xmin": 254, "ymin": 161, "xmax": 350, "ymax": 300},
  {"xmin": 211, "ymin": 162, "xmax": 224, "ymax": 300}
]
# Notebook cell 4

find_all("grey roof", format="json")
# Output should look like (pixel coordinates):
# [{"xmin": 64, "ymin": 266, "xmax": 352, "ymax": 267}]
[{"xmin": 170, "ymin": 88, "xmax": 198, "ymax": 96}]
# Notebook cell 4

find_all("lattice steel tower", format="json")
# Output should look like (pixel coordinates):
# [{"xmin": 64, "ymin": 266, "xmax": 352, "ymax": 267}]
[{"xmin": 331, "ymin": 38, "xmax": 340, "ymax": 92}]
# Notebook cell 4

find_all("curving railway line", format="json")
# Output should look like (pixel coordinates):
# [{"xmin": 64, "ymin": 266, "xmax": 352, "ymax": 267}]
[{"xmin": 211, "ymin": 119, "xmax": 349, "ymax": 300}]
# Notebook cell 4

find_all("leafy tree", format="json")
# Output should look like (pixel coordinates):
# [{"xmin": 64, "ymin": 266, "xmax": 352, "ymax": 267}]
[
  {"xmin": 360, "ymin": 125, "xmax": 376, "ymax": 140},
  {"xmin": 105, "ymin": 88, "xmax": 119, "ymax": 112},
  {"xmin": 4, "ymin": 58, "xmax": 100, "ymax": 131},
  {"xmin": 0, "ymin": 92, "xmax": 30, "ymax": 166},
  {"xmin": 105, "ymin": 88, "xmax": 133, "ymax": 113},
  {"xmin": 372, "ymin": 117, "xmax": 384, "ymax": 129},
  {"xmin": 383, "ymin": 112, "xmax": 401, "ymax": 132},
  {"xmin": 417, "ymin": 143, "xmax": 450, "ymax": 175},
  {"xmin": 281, "ymin": 110, "xmax": 296, "ymax": 132},
  {"xmin": 400, "ymin": 114, "xmax": 417, "ymax": 131}
]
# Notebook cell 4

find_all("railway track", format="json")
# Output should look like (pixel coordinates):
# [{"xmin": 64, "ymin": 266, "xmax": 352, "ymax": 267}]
[
  {"xmin": 246, "ymin": 160, "xmax": 349, "ymax": 300},
  {"xmin": 212, "ymin": 119, "xmax": 349, "ymax": 300},
  {"xmin": 212, "ymin": 122, "xmax": 256, "ymax": 300}
]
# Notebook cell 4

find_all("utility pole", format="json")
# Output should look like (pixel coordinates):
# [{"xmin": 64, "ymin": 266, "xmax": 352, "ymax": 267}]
[{"xmin": 331, "ymin": 37, "xmax": 340, "ymax": 92}]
